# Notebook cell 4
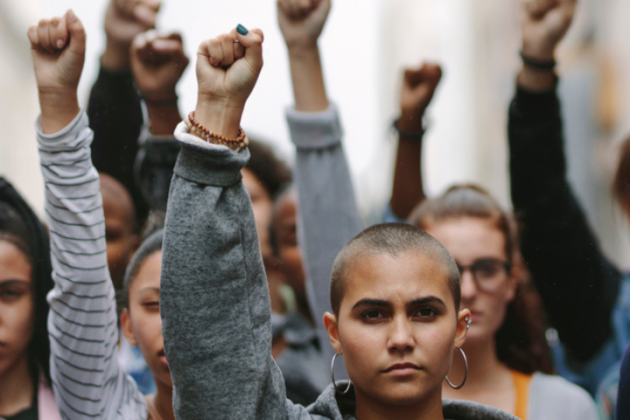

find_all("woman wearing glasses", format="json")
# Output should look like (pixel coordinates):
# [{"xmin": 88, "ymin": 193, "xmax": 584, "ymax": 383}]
[{"xmin": 405, "ymin": 185, "xmax": 598, "ymax": 419}]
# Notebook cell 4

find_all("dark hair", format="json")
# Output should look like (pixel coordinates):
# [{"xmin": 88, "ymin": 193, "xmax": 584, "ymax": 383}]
[
  {"xmin": 409, "ymin": 185, "xmax": 553, "ymax": 374},
  {"xmin": 330, "ymin": 223, "xmax": 461, "ymax": 316},
  {"xmin": 0, "ymin": 178, "xmax": 53, "ymax": 387},
  {"xmin": 116, "ymin": 213, "xmax": 165, "ymax": 316},
  {"xmin": 245, "ymin": 138, "xmax": 292, "ymax": 199},
  {"xmin": 613, "ymin": 136, "xmax": 630, "ymax": 209}
]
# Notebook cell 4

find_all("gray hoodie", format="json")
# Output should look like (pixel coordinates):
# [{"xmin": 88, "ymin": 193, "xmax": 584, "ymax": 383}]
[{"xmin": 159, "ymin": 123, "xmax": 518, "ymax": 420}]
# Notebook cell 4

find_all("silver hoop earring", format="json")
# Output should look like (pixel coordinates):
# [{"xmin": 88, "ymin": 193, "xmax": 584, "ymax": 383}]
[
  {"xmin": 331, "ymin": 353, "xmax": 352, "ymax": 395},
  {"xmin": 445, "ymin": 347, "xmax": 468, "ymax": 390}
]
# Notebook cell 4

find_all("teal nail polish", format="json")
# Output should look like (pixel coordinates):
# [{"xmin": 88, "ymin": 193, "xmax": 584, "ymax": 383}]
[{"xmin": 237, "ymin": 24, "xmax": 249, "ymax": 35}]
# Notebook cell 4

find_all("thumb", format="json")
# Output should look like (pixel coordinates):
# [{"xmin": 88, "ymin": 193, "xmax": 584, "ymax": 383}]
[
  {"xmin": 65, "ymin": 10, "xmax": 86, "ymax": 56},
  {"xmin": 236, "ymin": 26, "xmax": 264, "ymax": 69}
]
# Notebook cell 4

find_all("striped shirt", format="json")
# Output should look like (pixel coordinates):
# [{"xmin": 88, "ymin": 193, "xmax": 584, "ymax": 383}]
[{"xmin": 37, "ymin": 111, "xmax": 147, "ymax": 420}]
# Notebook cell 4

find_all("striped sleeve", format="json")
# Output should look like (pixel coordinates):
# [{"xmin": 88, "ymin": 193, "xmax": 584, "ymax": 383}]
[{"xmin": 37, "ymin": 110, "xmax": 147, "ymax": 420}]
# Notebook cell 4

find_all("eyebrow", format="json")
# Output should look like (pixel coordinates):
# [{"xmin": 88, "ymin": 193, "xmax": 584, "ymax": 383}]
[
  {"xmin": 0, "ymin": 279, "xmax": 30, "ymax": 287},
  {"xmin": 352, "ymin": 299, "xmax": 390, "ymax": 310},
  {"xmin": 352, "ymin": 296, "xmax": 446, "ymax": 311},
  {"xmin": 409, "ymin": 296, "xmax": 446, "ymax": 308}
]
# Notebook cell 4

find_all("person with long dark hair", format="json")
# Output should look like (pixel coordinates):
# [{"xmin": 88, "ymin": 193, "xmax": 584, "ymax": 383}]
[{"xmin": 0, "ymin": 178, "xmax": 60, "ymax": 419}]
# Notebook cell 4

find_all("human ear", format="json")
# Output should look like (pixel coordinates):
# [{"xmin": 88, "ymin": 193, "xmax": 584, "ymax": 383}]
[
  {"xmin": 324, "ymin": 312, "xmax": 343, "ymax": 354},
  {"xmin": 120, "ymin": 308, "xmax": 138, "ymax": 346},
  {"xmin": 454, "ymin": 308, "xmax": 471, "ymax": 348}
]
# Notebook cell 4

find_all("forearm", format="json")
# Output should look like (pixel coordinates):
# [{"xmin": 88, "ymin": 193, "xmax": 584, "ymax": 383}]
[
  {"xmin": 287, "ymin": 105, "xmax": 364, "ymax": 378},
  {"xmin": 390, "ymin": 138, "xmax": 424, "ymax": 220},
  {"xmin": 88, "ymin": 66, "xmax": 143, "ymax": 174},
  {"xmin": 37, "ymin": 110, "xmax": 146, "ymax": 419},
  {"xmin": 134, "ymin": 129, "xmax": 180, "ymax": 212},
  {"xmin": 508, "ymin": 85, "xmax": 620, "ymax": 359},
  {"xmin": 146, "ymin": 102, "xmax": 182, "ymax": 136},
  {"xmin": 101, "ymin": 39, "xmax": 132, "ymax": 71},
  {"xmin": 288, "ymin": 46, "xmax": 329, "ymax": 112},
  {"xmin": 87, "ymin": 66, "xmax": 147, "ymax": 219},
  {"xmin": 161, "ymin": 124, "xmax": 286, "ymax": 419}
]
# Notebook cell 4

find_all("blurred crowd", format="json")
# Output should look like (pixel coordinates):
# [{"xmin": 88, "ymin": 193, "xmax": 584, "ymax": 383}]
[{"xmin": 1, "ymin": 0, "xmax": 630, "ymax": 419}]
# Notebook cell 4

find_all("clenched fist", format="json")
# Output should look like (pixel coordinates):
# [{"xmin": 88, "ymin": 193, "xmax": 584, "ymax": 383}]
[
  {"xmin": 131, "ymin": 31, "xmax": 189, "ymax": 102},
  {"xmin": 28, "ymin": 10, "xmax": 86, "ymax": 134},
  {"xmin": 278, "ymin": 0, "xmax": 331, "ymax": 50},
  {"xmin": 102, "ymin": 0, "xmax": 161, "ymax": 69},
  {"xmin": 194, "ymin": 26, "xmax": 264, "ymax": 140},
  {"xmin": 398, "ymin": 64, "xmax": 442, "ymax": 132},
  {"xmin": 521, "ymin": 0, "xmax": 577, "ymax": 61}
]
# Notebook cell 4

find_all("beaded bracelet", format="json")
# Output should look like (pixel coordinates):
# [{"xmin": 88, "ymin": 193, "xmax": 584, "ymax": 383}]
[{"xmin": 185, "ymin": 111, "xmax": 249, "ymax": 149}]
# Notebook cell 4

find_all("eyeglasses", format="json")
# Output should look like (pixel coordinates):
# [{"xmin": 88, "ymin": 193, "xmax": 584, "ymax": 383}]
[{"xmin": 456, "ymin": 258, "xmax": 512, "ymax": 293}]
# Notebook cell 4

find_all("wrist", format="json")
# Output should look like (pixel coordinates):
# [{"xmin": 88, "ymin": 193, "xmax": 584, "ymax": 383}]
[
  {"xmin": 146, "ymin": 103, "xmax": 181, "ymax": 136},
  {"xmin": 101, "ymin": 40, "xmax": 132, "ymax": 70},
  {"xmin": 521, "ymin": 42, "xmax": 556, "ymax": 62},
  {"xmin": 140, "ymin": 88, "xmax": 178, "ymax": 103},
  {"xmin": 287, "ymin": 42, "xmax": 320, "ymax": 60},
  {"xmin": 194, "ymin": 98, "xmax": 244, "ymax": 139},
  {"xmin": 39, "ymin": 91, "xmax": 80, "ymax": 135},
  {"xmin": 397, "ymin": 110, "xmax": 426, "ymax": 133}
]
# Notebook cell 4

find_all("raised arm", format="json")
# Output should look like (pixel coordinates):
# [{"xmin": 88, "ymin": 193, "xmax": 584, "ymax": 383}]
[
  {"xmin": 160, "ymin": 27, "xmax": 306, "ymax": 419},
  {"xmin": 509, "ymin": 0, "xmax": 620, "ymax": 367},
  {"xmin": 388, "ymin": 64, "xmax": 442, "ymax": 221},
  {"xmin": 88, "ymin": 0, "xmax": 162, "ymax": 222},
  {"xmin": 278, "ymin": 0, "xmax": 364, "ymax": 376},
  {"xmin": 29, "ymin": 11, "xmax": 146, "ymax": 419},
  {"xmin": 130, "ymin": 30, "xmax": 188, "ymax": 211}
]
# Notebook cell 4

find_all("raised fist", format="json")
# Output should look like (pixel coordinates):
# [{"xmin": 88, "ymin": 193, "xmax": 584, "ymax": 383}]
[
  {"xmin": 521, "ymin": 0, "xmax": 577, "ymax": 61},
  {"xmin": 131, "ymin": 31, "xmax": 189, "ymax": 102},
  {"xmin": 105, "ymin": 0, "xmax": 161, "ymax": 47},
  {"xmin": 28, "ymin": 10, "xmax": 86, "ymax": 96},
  {"xmin": 28, "ymin": 10, "xmax": 85, "ymax": 133},
  {"xmin": 196, "ymin": 27, "xmax": 264, "ymax": 108},
  {"xmin": 194, "ymin": 26, "xmax": 264, "ymax": 140},
  {"xmin": 398, "ymin": 64, "xmax": 442, "ymax": 132},
  {"xmin": 278, "ymin": 0, "xmax": 331, "ymax": 50}
]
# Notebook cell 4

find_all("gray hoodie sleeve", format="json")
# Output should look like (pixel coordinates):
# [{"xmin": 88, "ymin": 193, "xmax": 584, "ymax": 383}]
[
  {"xmin": 286, "ymin": 104, "xmax": 364, "ymax": 378},
  {"xmin": 161, "ymin": 123, "xmax": 305, "ymax": 419}
]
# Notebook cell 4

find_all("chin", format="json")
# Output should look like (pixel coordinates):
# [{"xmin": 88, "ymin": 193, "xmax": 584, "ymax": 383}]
[{"xmin": 369, "ymin": 381, "xmax": 436, "ymax": 407}]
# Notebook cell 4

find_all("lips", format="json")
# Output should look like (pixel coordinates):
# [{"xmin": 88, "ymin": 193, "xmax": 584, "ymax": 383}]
[{"xmin": 383, "ymin": 363, "xmax": 421, "ymax": 373}]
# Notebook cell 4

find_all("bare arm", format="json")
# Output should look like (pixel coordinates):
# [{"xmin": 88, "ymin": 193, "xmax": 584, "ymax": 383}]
[{"xmin": 390, "ymin": 64, "xmax": 442, "ymax": 219}]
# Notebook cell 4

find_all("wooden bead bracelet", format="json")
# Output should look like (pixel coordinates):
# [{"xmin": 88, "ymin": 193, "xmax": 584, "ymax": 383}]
[{"xmin": 185, "ymin": 111, "xmax": 249, "ymax": 150}]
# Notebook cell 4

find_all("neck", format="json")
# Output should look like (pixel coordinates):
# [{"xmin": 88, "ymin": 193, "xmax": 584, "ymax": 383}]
[
  {"xmin": 354, "ymin": 386, "xmax": 444, "ymax": 420},
  {"xmin": 444, "ymin": 334, "xmax": 510, "ymax": 394},
  {"xmin": 0, "ymin": 355, "xmax": 35, "ymax": 417},
  {"xmin": 149, "ymin": 379, "xmax": 175, "ymax": 420}
]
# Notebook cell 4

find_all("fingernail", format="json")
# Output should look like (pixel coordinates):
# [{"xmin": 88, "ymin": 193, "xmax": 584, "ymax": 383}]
[
  {"xmin": 57, "ymin": 39, "xmax": 64, "ymax": 49},
  {"xmin": 67, "ymin": 9, "xmax": 77, "ymax": 22},
  {"xmin": 236, "ymin": 24, "xmax": 249, "ymax": 35}
]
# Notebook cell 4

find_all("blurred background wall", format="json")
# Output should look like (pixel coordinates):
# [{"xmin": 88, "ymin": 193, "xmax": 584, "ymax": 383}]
[{"xmin": 1, "ymin": 0, "xmax": 630, "ymax": 268}]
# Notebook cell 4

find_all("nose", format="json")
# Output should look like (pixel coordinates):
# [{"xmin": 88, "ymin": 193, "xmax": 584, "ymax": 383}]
[
  {"xmin": 460, "ymin": 270, "xmax": 478, "ymax": 302},
  {"xmin": 387, "ymin": 316, "xmax": 415, "ymax": 353}
]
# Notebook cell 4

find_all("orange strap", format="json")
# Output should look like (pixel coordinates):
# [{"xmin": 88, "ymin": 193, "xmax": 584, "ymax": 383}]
[{"xmin": 511, "ymin": 370, "xmax": 533, "ymax": 420}]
